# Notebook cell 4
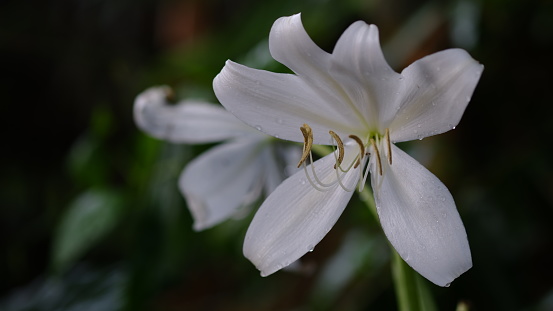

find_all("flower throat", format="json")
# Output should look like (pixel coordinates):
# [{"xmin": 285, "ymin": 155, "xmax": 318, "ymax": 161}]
[{"xmin": 296, "ymin": 123, "xmax": 393, "ymax": 192}]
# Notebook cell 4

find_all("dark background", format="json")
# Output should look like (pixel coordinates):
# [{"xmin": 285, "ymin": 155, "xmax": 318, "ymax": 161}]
[{"xmin": 1, "ymin": 0, "xmax": 552, "ymax": 310}]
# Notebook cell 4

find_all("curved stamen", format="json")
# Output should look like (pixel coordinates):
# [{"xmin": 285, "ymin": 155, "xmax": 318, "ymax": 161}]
[
  {"xmin": 385, "ymin": 128, "xmax": 392, "ymax": 165},
  {"xmin": 329, "ymin": 130, "xmax": 344, "ymax": 169},
  {"xmin": 297, "ymin": 123, "xmax": 313, "ymax": 168},
  {"xmin": 370, "ymin": 138, "xmax": 383, "ymax": 176},
  {"xmin": 309, "ymin": 152, "xmax": 339, "ymax": 188},
  {"xmin": 334, "ymin": 164, "xmax": 357, "ymax": 192},
  {"xmin": 302, "ymin": 162, "xmax": 331, "ymax": 192},
  {"xmin": 349, "ymin": 134, "xmax": 365, "ymax": 168}
]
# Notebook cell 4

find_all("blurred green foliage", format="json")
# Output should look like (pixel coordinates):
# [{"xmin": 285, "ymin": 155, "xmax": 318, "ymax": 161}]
[{"xmin": 1, "ymin": 0, "xmax": 553, "ymax": 310}]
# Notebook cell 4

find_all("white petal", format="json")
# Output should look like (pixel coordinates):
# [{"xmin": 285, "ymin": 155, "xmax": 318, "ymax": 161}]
[
  {"xmin": 389, "ymin": 49, "xmax": 484, "ymax": 142},
  {"xmin": 330, "ymin": 22, "xmax": 402, "ymax": 128},
  {"xmin": 243, "ymin": 147, "xmax": 360, "ymax": 276},
  {"xmin": 179, "ymin": 139, "xmax": 265, "ymax": 230},
  {"xmin": 269, "ymin": 14, "xmax": 360, "ymax": 123},
  {"xmin": 269, "ymin": 14, "xmax": 331, "ymax": 84},
  {"xmin": 371, "ymin": 144, "xmax": 471, "ymax": 286},
  {"xmin": 214, "ymin": 61, "xmax": 360, "ymax": 144},
  {"xmin": 134, "ymin": 86, "xmax": 259, "ymax": 143}
]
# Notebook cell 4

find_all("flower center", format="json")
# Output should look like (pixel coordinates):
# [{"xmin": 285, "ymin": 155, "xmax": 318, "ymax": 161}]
[{"xmin": 297, "ymin": 124, "xmax": 393, "ymax": 192}]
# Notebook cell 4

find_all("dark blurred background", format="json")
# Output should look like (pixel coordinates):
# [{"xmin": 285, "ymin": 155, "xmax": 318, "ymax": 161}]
[{"xmin": 1, "ymin": 0, "xmax": 552, "ymax": 310}]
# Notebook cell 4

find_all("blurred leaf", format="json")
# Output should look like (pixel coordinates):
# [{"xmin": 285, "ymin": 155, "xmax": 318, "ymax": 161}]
[
  {"xmin": 0, "ymin": 265, "xmax": 124, "ymax": 311},
  {"xmin": 51, "ymin": 189, "xmax": 124, "ymax": 272}
]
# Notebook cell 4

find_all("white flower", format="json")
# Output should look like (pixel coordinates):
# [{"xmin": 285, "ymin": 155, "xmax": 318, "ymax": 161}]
[
  {"xmin": 213, "ymin": 14, "xmax": 483, "ymax": 286},
  {"xmin": 134, "ymin": 86, "xmax": 300, "ymax": 231}
]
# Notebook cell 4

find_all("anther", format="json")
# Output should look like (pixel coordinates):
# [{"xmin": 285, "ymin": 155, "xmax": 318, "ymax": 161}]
[
  {"xmin": 329, "ymin": 131, "xmax": 344, "ymax": 169},
  {"xmin": 385, "ymin": 128, "xmax": 392, "ymax": 165},
  {"xmin": 164, "ymin": 86, "xmax": 176, "ymax": 102},
  {"xmin": 370, "ymin": 138, "xmax": 383, "ymax": 175},
  {"xmin": 297, "ymin": 124, "xmax": 313, "ymax": 168},
  {"xmin": 349, "ymin": 134, "xmax": 365, "ymax": 168}
]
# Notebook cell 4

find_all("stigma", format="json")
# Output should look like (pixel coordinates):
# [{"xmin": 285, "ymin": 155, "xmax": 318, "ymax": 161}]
[{"xmin": 297, "ymin": 123, "xmax": 393, "ymax": 192}]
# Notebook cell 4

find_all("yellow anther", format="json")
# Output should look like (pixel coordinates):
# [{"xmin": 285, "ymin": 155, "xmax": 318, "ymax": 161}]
[
  {"xmin": 163, "ymin": 86, "xmax": 176, "ymax": 102},
  {"xmin": 385, "ymin": 128, "xmax": 392, "ymax": 165},
  {"xmin": 370, "ymin": 138, "xmax": 383, "ymax": 175},
  {"xmin": 329, "ymin": 131, "xmax": 344, "ymax": 169},
  {"xmin": 297, "ymin": 124, "xmax": 313, "ymax": 168},
  {"xmin": 349, "ymin": 134, "xmax": 365, "ymax": 168}
]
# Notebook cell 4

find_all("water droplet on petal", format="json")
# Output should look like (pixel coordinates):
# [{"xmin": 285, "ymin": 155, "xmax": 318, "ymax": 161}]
[
  {"xmin": 255, "ymin": 125, "xmax": 262, "ymax": 131},
  {"xmin": 307, "ymin": 245, "xmax": 315, "ymax": 252},
  {"xmin": 444, "ymin": 283, "xmax": 451, "ymax": 288}
]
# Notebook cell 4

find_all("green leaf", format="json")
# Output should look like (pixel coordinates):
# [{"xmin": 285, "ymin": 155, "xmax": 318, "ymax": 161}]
[{"xmin": 52, "ymin": 188, "xmax": 123, "ymax": 272}]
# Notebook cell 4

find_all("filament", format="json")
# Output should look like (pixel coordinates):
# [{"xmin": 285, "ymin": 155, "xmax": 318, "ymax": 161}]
[{"xmin": 370, "ymin": 138, "xmax": 383, "ymax": 175}]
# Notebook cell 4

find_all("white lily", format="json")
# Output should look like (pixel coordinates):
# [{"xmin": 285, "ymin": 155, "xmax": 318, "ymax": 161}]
[
  {"xmin": 134, "ymin": 86, "xmax": 300, "ymax": 231},
  {"xmin": 213, "ymin": 14, "xmax": 483, "ymax": 286}
]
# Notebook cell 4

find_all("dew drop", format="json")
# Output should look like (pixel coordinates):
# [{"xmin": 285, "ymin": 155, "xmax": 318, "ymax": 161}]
[
  {"xmin": 307, "ymin": 245, "xmax": 315, "ymax": 252},
  {"xmin": 255, "ymin": 125, "xmax": 262, "ymax": 131},
  {"xmin": 444, "ymin": 283, "xmax": 451, "ymax": 288}
]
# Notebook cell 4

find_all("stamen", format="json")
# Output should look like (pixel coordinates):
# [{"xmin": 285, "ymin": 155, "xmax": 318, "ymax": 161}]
[
  {"xmin": 309, "ymin": 152, "xmax": 338, "ymax": 188},
  {"xmin": 370, "ymin": 138, "xmax": 383, "ymax": 175},
  {"xmin": 164, "ymin": 86, "xmax": 176, "ymax": 102},
  {"xmin": 329, "ymin": 131, "xmax": 344, "ymax": 169},
  {"xmin": 385, "ymin": 128, "xmax": 392, "ymax": 165},
  {"xmin": 297, "ymin": 123, "xmax": 313, "ymax": 168},
  {"xmin": 334, "ymin": 164, "xmax": 357, "ymax": 192},
  {"xmin": 349, "ymin": 134, "xmax": 365, "ymax": 168},
  {"xmin": 302, "ymin": 162, "xmax": 330, "ymax": 192}
]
